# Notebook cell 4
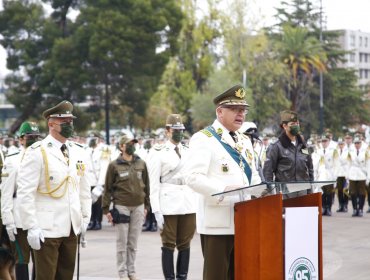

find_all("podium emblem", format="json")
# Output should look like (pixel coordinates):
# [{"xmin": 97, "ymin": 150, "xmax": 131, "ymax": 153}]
[{"xmin": 287, "ymin": 257, "xmax": 317, "ymax": 280}]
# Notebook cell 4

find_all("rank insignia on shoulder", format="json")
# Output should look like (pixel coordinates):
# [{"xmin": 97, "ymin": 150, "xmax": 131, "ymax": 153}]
[
  {"xmin": 47, "ymin": 142, "xmax": 53, "ymax": 147},
  {"xmin": 222, "ymin": 163, "xmax": 229, "ymax": 172},
  {"xmin": 73, "ymin": 142, "xmax": 83, "ymax": 148},
  {"xmin": 200, "ymin": 129, "xmax": 212, "ymax": 137},
  {"xmin": 31, "ymin": 141, "xmax": 42, "ymax": 149},
  {"xmin": 216, "ymin": 128, "xmax": 223, "ymax": 136}
]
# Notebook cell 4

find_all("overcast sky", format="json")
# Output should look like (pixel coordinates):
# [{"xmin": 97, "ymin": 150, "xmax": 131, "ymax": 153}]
[{"xmin": 1, "ymin": 0, "xmax": 369, "ymax": 79}]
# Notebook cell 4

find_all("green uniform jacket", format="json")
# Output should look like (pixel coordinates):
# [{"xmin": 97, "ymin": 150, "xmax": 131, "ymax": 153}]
[{"xmin": 102, "ymin": 154, "xmax": 150, "ymax": 214}]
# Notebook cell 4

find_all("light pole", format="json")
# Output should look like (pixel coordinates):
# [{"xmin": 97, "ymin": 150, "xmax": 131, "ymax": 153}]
[{"xmin": 319, "ymin": 0, "xmax": 324, "ymax": 134}]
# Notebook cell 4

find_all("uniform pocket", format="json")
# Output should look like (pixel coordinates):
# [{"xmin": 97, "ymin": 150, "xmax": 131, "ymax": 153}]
[
  {"xmin": 36, "ymin": 211, "xmax": 54, "ymax": 230},
  {"xmin": 204, "ymin": 204, "xmax": 231, "ymax": 228}
]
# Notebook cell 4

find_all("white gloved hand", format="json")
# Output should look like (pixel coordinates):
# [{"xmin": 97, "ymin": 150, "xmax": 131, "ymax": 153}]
[
  {"xmin": 91, "ymin": 185, "xmax": 104, "ymax": 203},
  {"xmin": 154, "ymin": 212, "xmax": 164, "ymax": 230},
  {"xmin": 27, "ymin": 228, "xmax": 45, "ymax": 250},
  {"xmin": 6, "ymin": 224, "xmax": 17, "ymax": 242},
  {"xmin": 80, "ymin": 235, "xmax": 87, "ymax": 248}
]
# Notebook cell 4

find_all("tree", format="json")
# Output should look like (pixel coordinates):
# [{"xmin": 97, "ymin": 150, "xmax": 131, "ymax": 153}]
[
  {"xmin": 270, "ymin": 0, "xmax": 368, "ymax": 135},
  {"xmin": 276, "ymin": 25, "xmax": 326, "ymax": 111}
]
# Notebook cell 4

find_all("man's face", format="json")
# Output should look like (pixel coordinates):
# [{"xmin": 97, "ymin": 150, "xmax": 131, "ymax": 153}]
[
  {"xmin": 217, "ymin": 105, "xmax": 247, "ymax": 132},
  {"xmin": 321, "ymin": 139, "xmax": 329, "ymax": 148},
  {"xmin": 49, "ymin": 117, "xmax": 73, "ymax": 133},
  {"xmin": 345, "ymin": 136, "xmax": 352, "ymax": 145}
]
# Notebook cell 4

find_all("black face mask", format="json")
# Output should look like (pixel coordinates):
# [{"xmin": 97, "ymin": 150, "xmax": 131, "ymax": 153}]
[
  {"xmin": 59, "ymin": 122, "xmax": 74, "ymax": 138},
  {"xmin": 25, "ymin": 135, "xmax": 39, "ymax": 148},
  {"xmin": 171, "ymin": 130, "xmax": 184, "ymax": 143},
  {"xmin": 125, "ymin": 144, "xmax": 136, "ymax": 155}
]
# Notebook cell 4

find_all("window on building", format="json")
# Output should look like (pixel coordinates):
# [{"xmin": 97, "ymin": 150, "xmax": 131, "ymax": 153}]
[
  {"xmin": 365, "ymin": 69, "xmax": 369, "ymax": 79},
  {"xmin": 365, "ymin": 53, "xmax": 369, "ymax": 63},
  {"xmin": 360, "ymin": 36, "xmax": 363, "ymax": 47},
  {"xmin": 359, "ymin": 53, "xmax": 363, "ymax": 62},
  {"xmin": 350, "ymin": 53, "xmax": 355, "ymax": 62},
  {"xmin": 350, "ymin": 35, "xmax": 356, "ymax": 47},
  {"xmin": 365, "ymin": 37, "xmax": 369, "ymax": 47}
]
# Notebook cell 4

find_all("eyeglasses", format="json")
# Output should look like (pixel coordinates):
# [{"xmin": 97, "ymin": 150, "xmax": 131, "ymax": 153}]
[{"xmin": 221, "ymin": 106, "xmax": 248, "ymax": 115}]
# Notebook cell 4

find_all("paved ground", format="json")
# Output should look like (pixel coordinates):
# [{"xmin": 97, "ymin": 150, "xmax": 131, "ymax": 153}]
[{"xmin": 74, "ymin": 201, "xmax": 370, "ymax": 280}]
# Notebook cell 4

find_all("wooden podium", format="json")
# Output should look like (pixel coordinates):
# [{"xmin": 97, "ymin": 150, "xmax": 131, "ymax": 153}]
[{"xmin": 234, "ymin": 193, "xmax": 323, "ymax": 280}]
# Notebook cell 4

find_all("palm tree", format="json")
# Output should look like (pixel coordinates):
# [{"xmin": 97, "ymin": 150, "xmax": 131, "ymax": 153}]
[{"xmin": 277, "ymin": 25, "xmax": 327, "ymax": 111}]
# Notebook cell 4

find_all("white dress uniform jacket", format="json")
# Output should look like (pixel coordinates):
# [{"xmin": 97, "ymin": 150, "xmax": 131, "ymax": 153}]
[
  {"xmin": 186, "ymin": 120, "xmax": 261, "ymax": 235},
  {"xmin": 17, "ymin": 135, "xmax": 92, "ymax": 238},
  {"xmin": 1, "ymin": 148, "xmax": 25, "ymax": 228},
  {"xmin": 147, "ymin": 140, "xmax": 197, "ymax": 215},
  {"xmin": 316, "ymin": 147, "xmax": 339, "ymax": 181},
  {"xmin": 348, "ymin": 149, "xmax": 370, "ymax": 182},
  {"xmin": 335, "ymin": 147, "xmax": 351, "ymax": 178}
]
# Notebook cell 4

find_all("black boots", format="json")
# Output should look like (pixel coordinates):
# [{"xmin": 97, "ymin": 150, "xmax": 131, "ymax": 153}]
[
  {"xmin": 176, "ymin": 248, "xmax": 190, "ymax": 280},
  {"xmin": 162, "ymin": 247, "xmax": 190, "ymax": 280},
  {"xmin": 162, "ymin": 247, "xmax": 175, "ymax": 280},
  {"xmin": 87, "ymin": 220, "xmax": 102, "ymax": 230},
  {"xmin": 16, "ymin": 263, "xmax": 29, "ymax": 280}
]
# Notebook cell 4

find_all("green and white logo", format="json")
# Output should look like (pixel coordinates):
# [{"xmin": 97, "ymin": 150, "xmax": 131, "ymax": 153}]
[{"xmin": 288, "ymin": 257, "xmax": 317, "ymax": 280}]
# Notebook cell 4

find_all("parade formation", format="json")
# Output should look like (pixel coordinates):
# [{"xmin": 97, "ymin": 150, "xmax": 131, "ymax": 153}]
[{"xmin": 0, "ymin": 85, "xmax": 369, "ymax": 280}]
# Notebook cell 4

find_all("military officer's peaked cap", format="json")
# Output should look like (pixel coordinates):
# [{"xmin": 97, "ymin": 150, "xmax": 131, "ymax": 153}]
[
  {"xmin": 18, "ymin": 121, "xmax": 40, "ymax": 136},
  {"xmin": 42, "ymin": 100, "xmax": 76, "ymax": 119},
  {"xmin": 213, "ymin": 85, "xmax": 249, "ymax": 107},
  {"xmin": 354, "ymin": 137, "xmax": 361, "ymax": 143},
  {"xmin": 119, "ymin": 135, "xmax": 138, "ymax": 145},
  {"xmin": 280, "ymin": 110, "xmax": 298, "ymax": 123},
  {"xmin": 166, "ymin": 114, "xmax": 185, "ymax": 130}
]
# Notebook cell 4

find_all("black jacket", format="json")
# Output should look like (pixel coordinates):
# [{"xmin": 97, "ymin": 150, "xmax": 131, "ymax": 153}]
[{"xmin": 263, "ymin": 132, "xmax": 314, "ymax": 182}]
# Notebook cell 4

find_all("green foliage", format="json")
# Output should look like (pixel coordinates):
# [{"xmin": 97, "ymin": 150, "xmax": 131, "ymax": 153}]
[{"xmin": 1, "ymin": 0, "xmax": 183, "ymax": 133}]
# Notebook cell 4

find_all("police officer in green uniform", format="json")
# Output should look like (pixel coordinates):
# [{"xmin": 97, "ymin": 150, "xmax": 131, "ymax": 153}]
[
  {"xmin": 1, "ymin": 121, "xmax": 40, "ymax": 279},
  {"xmin": 102, "ymin": 135, "xmax": 150, "ymax": 280},
  {"xmin": 16, "ymin": 101, "xmax": 92, "ymax": 280}
]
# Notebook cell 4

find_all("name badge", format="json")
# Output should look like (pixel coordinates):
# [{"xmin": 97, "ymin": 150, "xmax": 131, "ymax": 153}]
[
  {"xmin": 120, "ymin": 171, "xmax": 129, "ymax": 178},
  {"xmin": 301, "ymin": 149, "xmax": 309, "ymax": 155}
]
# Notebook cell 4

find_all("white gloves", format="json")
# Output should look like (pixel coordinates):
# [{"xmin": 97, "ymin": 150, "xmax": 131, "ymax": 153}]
[
  {"xmin": 154, "ymin": 212, "xmax": 164, "ymax": 230},
  {"xmin": 6, "ymin": 224, "xmax": 17, "ymax": 242},
  {"xmin": 27, "ymin": 228, "xmax": 45, "ymax": 250},
  {"xmin": 91, "ymin": 185, "xmax": 104, "ymax": 203},
  {"xmin": 80, "ymin": 235, "xmax": 87, "ymax": 248}
]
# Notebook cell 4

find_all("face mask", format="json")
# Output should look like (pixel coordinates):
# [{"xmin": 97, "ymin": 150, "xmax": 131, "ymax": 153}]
[
  {"xmin": 25, "ymin": 136, "xmax": 38, "ymax": 148},
  {"xmin": 172, "ymin": 130, "xmax": 184, "ymax": 143},
  {"xmin": 289, "ymin": 125, "xmax": 300, "ymax": 136},
  {"xmin": 144, "ymin": 141, "xmax": 152, "ymax": 150},
  {"xmin": 59, "ymin": 122, "xmax": 74, "ymax": 138},
  {"xmin": 125, "ymin": 144, "xmax": 136, "ymax": 155}
]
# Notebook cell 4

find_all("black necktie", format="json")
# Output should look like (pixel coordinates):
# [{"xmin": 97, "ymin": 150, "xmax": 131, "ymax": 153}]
[
  {"xmin": 174, "ymin": 146, "xmax": 181, "ymax": 158},
  {"xmin": 61, "ymin": 144, "xmax": 69, "ymax": 164},
  {"xmin": 229, "ymin": 131, "xmax": 237, "ymax": 143},
  {"xmin": 357, "ymin": 150, "xmax": 359, "ymax": 156}
]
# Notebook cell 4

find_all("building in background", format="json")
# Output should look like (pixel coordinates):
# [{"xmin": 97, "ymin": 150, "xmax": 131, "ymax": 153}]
[{"xmin": 336, "ymin": 29, "xmax": 370, "ymax": 95}]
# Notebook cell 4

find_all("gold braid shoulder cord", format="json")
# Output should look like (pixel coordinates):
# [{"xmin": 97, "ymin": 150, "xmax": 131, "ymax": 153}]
[{"xmin": 38, "ymin": 146, "xmax": 76, "ymax": 198}]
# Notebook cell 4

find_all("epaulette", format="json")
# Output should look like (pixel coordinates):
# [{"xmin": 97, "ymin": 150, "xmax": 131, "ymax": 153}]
[
  {"xmin": 30, "ymin": 141, "xmax": 41, "ymax": 149},
  {"xmin": 6, "ymin": 151, "xmax": 20, "ymax": 157},
  {"xmin": 153, "ymin": 143, "xmax": 164, "ymax": 151},
  {"xmin": 200, "ymin": 129, "xmax": 212, "ymax": 137},
  {"xmin": 72, "ymin": 142, "xmax": 84, "ymax": 148}
]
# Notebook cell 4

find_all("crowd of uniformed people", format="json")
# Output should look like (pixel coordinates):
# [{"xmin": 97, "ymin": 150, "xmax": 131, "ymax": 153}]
[{"xmin": 0, "ymin": 86, "xmax": 369, "ymax": 280}]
